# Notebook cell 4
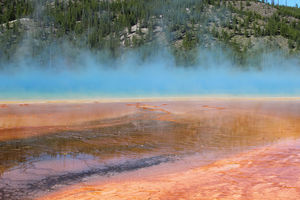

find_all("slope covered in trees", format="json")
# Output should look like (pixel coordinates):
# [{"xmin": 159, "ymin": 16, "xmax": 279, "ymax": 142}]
[{"xmin": 0, "ymin": 0, "xmax": 300, "ymax": 66}]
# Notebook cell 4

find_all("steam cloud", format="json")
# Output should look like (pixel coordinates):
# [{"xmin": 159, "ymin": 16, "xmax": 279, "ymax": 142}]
[
  {"xmin": 0, "ymin": 0, "xmax": 299, "ymax": 100},
  {"xmin": 0, "ymin": 45, "xmax": 299, "ymax": 100}
]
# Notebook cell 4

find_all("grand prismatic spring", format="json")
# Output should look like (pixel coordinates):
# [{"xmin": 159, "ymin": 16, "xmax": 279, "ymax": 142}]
[
  {"xmin": 0, "ymin": 98, "xmax": 300, "ymax": 200},
  {"xmin": 1, "ymin": 1, "xmax": 300, "ymax": 199}
]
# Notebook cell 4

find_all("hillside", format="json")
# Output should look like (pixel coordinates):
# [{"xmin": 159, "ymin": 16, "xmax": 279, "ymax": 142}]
[{"xmin": 0, "ymin": 0, "xmax": 300, "ymax": 66}]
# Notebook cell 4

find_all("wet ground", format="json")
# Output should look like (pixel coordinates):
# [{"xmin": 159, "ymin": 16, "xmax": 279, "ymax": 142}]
[{"xmin": 0, "ymin": 99, "xmax": 300, "ymax": 199}]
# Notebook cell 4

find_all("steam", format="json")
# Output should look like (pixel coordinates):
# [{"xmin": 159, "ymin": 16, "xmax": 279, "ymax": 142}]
[
  {"xmin": 0, "ymin": 45, "xmax": 299, "ymax": 100},
  {"xmin": 0, "ymin": 0, "xmax": 299, "ymax": 100}
]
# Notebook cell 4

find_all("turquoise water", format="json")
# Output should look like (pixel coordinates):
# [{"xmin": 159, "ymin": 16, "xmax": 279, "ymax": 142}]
[
  {"xmin": 0, "ymin": 52, "xmax": 300, "ymax": 100},
  {"xmin": 1, "ymin": 67, "xmax": 299, "ymax": 100}
]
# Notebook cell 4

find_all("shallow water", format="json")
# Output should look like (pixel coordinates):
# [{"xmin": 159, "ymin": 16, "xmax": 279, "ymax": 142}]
[{"xmin": 0, "ymin": 100, "xmax": 300, "ymax": 199}]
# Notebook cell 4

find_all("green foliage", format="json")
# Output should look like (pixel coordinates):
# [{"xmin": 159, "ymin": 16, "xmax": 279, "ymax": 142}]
[
  {"xmin": 277, "ymin": 5, "xmax": 300, "ymax": 19},
  {"xmin": 0, "ymin": 0, "xmax": 33, "ymax": 24},
  {"xmin": 0, "ymin": 0, "xmax": 300, "ymax": 66}
]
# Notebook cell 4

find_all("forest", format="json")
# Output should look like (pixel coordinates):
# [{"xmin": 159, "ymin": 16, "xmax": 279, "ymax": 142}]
[{"xmin": 0, "ymin": 0, "xmax": 300, "ymax": 66}]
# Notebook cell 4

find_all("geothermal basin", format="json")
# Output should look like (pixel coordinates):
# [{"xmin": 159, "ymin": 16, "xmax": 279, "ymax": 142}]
[{"xmin": 0, "ymin": 98, "xmax": 300, "ymax": 199}]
